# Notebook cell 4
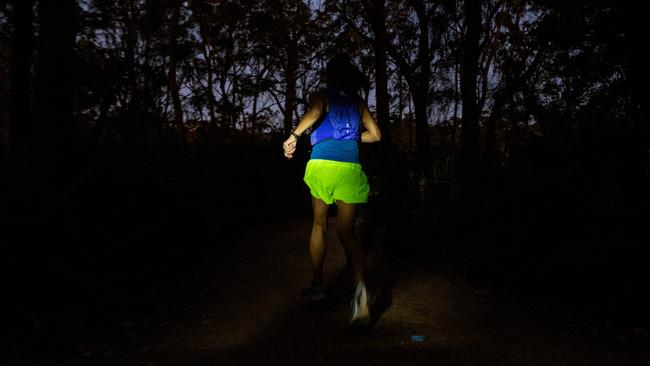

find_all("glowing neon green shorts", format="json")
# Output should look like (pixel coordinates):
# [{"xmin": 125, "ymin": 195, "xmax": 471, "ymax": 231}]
[{"xmin": 303, "ymin": 159, "xmax": 370, "ymax": 204}]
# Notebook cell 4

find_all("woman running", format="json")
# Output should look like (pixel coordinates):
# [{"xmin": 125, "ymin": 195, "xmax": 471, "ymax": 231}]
[{"xmin": 282, "ymin": 54, "xmax": 381, "ymax": 327}]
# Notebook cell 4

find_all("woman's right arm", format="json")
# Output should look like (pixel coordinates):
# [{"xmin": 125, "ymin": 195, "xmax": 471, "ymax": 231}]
[
  {"xmin": 360, "ymin": 103, "xmax": 382, "ymax": 143},
  {"xmin": 283, "ymin": 92, "xmax": 325, "ymax": 159}
]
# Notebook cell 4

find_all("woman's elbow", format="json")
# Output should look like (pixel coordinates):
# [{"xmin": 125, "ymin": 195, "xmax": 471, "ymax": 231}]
[
  {"xmin": 308, "ymin": 106, "xmax": 323, "ymax": 116},
  {"xmin": 374, "ymin": 131, "xmax": 382, "ymax": 142}
]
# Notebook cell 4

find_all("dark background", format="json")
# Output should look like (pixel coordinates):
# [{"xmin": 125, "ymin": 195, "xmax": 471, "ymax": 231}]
[{"xmin": 1, "ymin": 0, "xmax": 648, "ymax": 363}]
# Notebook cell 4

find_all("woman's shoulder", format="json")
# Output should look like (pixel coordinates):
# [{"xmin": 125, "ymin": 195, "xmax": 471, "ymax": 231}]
[
  {"xmin": 308, "ymin": 88, "xmax": 366, "ymax": 111},
  {"xmin": 308, "ymin": 89, "xmax": 330, "ymax": 111},
  {"xmin": 308, "ymin": 89, "xmax": 328, "ymax": 101}
]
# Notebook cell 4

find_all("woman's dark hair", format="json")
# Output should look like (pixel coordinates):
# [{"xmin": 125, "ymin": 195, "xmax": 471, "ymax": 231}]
[{"xmin": 325, "ymin": 54, "xmax": 369, "ymax": 101}]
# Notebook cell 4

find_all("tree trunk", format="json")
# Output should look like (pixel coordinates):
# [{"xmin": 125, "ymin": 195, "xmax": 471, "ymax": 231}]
[
  {"xmin": 413, "ymin": 85, "xmax": 430, "ymax": 162},
  {"xmin": 404, "ymin": 73, "xmax": 430, "ymax": 166},
  {"xmin": 368, "ymin": 0, "xmax": 390, "ymax": 145},
  {"xmin": 415, "ymin": 2, "xmax": 431, "ymax": 164},
  {"xmin": 483, "ymin": 91, "xmax": 508, "ymax": 163},
  {"xmin": 484, "ymin": 50, "xmax": 543, "ymax": 164},
  {"xmin": 621, "ymin": 3, "xmax": 648, "ymax": 125},
  {"xmin": 460, "ymin": 0, "xmax": 481, "ymax": 180},
  {"xmin": 168, "ymin": 0, "xmax": 184, "ymax": 139},
  {"xmin": 33, "ymin": 0, "xmax": 77, "ymax": 155},
  {"xmin": 402, "ymin": 0, "xmax": 432, "ymax": 165},
  {"xmin": 192, "ymin": 0, "xmax": 216, "ymax": 126},
  {"xmin": 251, "ymin": 64, "xmax": 261, "ymax": 134},
  {"xmin": 283, "ymin": 35, "xmax": 298, "ymax": 136},
  {"xmin": 219, "ymin": 25, "xmax": 235, "ymax": 132},
  {"xmin": 205, "ymin": 43, "xmax": 216, "ymax": 126},
  {"xmin": 124, "ymin": 0, "xmax": 138, "ymax": 141},
  {"xmin": 9, "ymin": 0, "xmax": 35, "ymax": 158}
]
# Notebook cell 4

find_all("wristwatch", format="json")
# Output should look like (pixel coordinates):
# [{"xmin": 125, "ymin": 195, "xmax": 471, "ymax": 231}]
[{"xmin": 290, "ymin": 128, "xmax": 301, "ymax": 139}]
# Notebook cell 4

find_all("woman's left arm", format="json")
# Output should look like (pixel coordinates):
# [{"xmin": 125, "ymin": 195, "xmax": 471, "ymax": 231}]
[
  {"xmin": 283, "ymin": 93, "xmax": 324, "ymax": 159},
  {"xmin": 360, "ymin": 103, "xmax": 381, "ymax": 143}
]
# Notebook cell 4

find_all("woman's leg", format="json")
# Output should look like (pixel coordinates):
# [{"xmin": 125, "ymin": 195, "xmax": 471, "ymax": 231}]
[
  {"xmin": 310, "ymin": 196, "xmax": 329, "ymax": 284},
  {"xmin": 335, "ymin": 200, "xmax": 365, "ymax": 285}
]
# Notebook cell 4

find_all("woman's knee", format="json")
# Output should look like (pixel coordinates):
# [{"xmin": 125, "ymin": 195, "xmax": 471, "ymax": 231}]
[
  {"xmin": 313, "ymin": 220, "xmax": 327, "ymax": 233},
  {"xmin": 336, "ymin": 225, "xmax": 355, "ymax": 242}
]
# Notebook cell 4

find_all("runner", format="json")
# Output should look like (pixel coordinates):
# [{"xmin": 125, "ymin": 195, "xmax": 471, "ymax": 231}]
[{"xmin": 282, "ymin": 54, "xmax": 381, "ymax": 327}]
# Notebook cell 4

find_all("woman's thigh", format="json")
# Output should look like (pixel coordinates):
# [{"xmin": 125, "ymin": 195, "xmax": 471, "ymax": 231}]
[
  {"xmin": 335, "ymin": 200, "xmax": 357, "ymax": 234},
  {"xmin": 312, "ymin": 196, "xmax": 329, "ymax": 228}
]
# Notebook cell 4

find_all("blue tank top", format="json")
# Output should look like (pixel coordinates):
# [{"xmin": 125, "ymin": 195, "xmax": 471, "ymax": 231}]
[{"xmin": 310, "ymin": 87, "xmax": 361, "ymax": 163}]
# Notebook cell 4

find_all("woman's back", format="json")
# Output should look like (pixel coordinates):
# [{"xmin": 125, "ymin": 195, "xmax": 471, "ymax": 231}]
[
  {"xmin": 309, "ymin": 87, "xmax": 364, "ymax": 163},
  {"xmin": 310, "ymin": 87, "xmax": 363, "ymax": 143}
]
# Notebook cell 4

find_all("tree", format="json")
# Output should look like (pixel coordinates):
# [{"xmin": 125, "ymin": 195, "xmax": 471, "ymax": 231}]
[
  {"xmin": 32, "ymin": 0, "xmax": 78, "ymax": 169},
  {"xmin": 255, "ymin": 1, "xmax": 320, "ymax": 136},
  {"xmin": 459, "ymin": 0, "xmax": 481, "ymax": 192},
  {"xmin": 167, "ymin": 0, "xmax": 185, "ymax": 136},
  {"xmin": 8, "ymin": 0, "xmax": 34, "ymax": 158}
]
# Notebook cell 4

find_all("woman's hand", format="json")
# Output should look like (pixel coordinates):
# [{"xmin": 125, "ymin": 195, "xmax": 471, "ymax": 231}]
[
  {"xmin": 283, "ymin": 135, "xmax": 298, "ymax": 159},
  {"xmin": 360, "ymin": 103, "xmax": 381, "ymax": 143},
  {"xmin": 282, "ymin": 93, "xmax": 324, "ymax": 160}
]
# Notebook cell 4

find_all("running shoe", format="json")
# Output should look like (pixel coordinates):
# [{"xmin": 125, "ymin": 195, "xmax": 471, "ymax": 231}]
[
  {"xmin": 349, "ymin": 281, "xmax": 371, "ymax": 326},
  {"xmin": 301, "ymin": 282, "xmax": 325, "ymax": 303}
]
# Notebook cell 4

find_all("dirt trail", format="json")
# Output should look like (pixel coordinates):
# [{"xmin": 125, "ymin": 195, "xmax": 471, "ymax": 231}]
[{"xmin": 63, "ymin": 217, "xmax": 649, "ymax": 365}]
